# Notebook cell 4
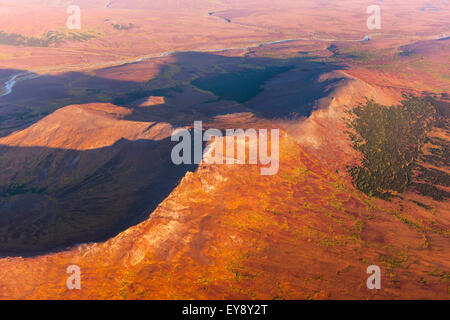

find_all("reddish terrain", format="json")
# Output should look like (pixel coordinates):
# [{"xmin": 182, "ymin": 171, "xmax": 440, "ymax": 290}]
[{"xmin": 0, "ymin": 0, "xmax": 448, "ymax": 299}]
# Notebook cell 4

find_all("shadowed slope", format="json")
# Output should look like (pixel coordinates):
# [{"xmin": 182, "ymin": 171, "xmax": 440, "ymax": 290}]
[
  {"xmin": 0, "ymin": 128, "xmax": 448, "ymax": 299},
  {"xmin": 0, "ymin": 103, "xmax": 195, "ymax": 255}
]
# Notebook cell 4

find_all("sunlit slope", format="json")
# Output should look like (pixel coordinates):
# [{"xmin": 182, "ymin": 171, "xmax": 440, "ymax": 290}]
[
  {"xmin": 0, "ymin": 123, "xmax": 448, "ymax": 299},
  {"xmin": 0, "ymin": 103, "xmax": 172, "ymax": 150},
  {"xmin": 0, "ymin": 103, "xmax": 189, "ymax": 254}
]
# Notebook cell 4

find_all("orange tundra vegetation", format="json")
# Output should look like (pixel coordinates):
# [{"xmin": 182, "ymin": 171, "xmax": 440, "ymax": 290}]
[
  {"xmin": 0, "ymin": 118, "xmax": 448, "ymax": 299},
  {"xmin": 0, "ymin": 0, "xmax": 448, "ymax": 300}
]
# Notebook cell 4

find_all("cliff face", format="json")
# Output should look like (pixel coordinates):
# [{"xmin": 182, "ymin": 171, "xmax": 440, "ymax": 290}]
[{"xmin": 0, "ymin": 74, "xmax": 448, "ymax": 299}]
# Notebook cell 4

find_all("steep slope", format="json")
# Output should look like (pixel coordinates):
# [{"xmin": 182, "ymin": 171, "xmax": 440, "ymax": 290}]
[
  {"xmin": 0, "ymin": 34, "xmax": 448, "ymax": 298},
  {"xmin": 0, "ymin": 103, "xmax": 172, "ymax": 150},
  {"xmin": 248, "ymin": 69, "xmax": 399, "ymax": 172},
  {"xmin": 0, "ymin": 81, "xmax": 448, "ymax": 299},
  {"xmin": 0, "ymin": 103, "xmax": 192, "ymax": 255}
]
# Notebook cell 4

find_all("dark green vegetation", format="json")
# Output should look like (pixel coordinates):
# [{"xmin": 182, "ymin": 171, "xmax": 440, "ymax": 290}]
[
  {"xmin": 191, "ymin": 66, "xmax": 293, "ymax": 103},
  {"xmin": 327, "ymin": 44, "xmax": 372, "ymax": 62},
  {"xmin": 412, "ymin": 134, "xmax": 450, "ymax": 200},
  {"xmin": 345, "ymin": 95, "xmax": 438, "ymax": 198},
  {"xmin": 0, "ymin": 183, "xmax": 46, "ymax": 197},
  {"xmin": 0, "ymin": 30, "xmax": 95, "ymax": 47},
  {"xmin": 112, "ymin": 23, "xmax": 135, "ymax": 30},
  {"xmin": 413, "ymin": 97, "xmax": 450, "ymax": 200},
  {"xmin": 398, "ymin": 49, "xmax": 414, "ymax": 57}
]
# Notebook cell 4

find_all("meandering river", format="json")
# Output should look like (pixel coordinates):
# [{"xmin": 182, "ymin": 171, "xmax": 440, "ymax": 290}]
[{"xmin": 0, "ymin": 29, "xmax": 446, "ymax": 98}]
